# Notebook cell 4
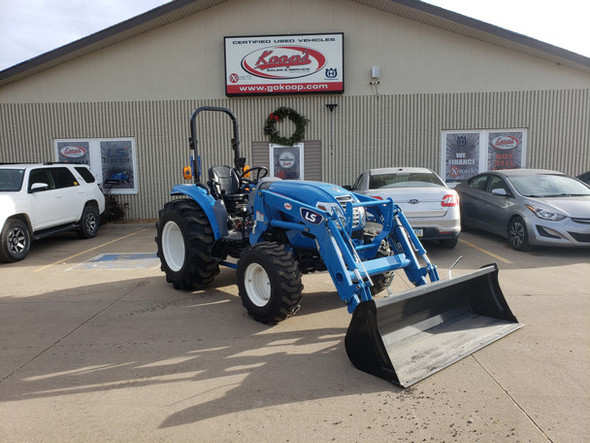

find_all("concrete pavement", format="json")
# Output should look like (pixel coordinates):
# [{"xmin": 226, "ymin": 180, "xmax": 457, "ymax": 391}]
[{"xmin": 0, "ymin": 223, "xmax": 588, "ymax": 442}]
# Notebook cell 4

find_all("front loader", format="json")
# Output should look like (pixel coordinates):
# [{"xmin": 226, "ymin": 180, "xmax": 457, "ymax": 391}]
[{"xmin": 155, "ymin": 106, "xmax": 523, "ymax": 388}]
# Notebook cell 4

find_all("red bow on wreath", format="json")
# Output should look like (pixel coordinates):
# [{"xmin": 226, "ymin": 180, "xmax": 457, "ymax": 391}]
[{"xmin": 269, "ymin": 113, "xmax": 280, "ymax": 122}]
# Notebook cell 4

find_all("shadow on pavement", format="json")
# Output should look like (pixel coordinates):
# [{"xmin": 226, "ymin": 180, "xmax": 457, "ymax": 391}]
[{"xmin": 0, "ymin": 273, "xmax": 396, "ymax": 430}]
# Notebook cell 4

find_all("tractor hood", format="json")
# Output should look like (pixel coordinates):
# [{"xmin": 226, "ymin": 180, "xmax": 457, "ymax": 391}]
[{"xmin": 266, "ymin": 180, "xmax": 356, "ymax": 207}]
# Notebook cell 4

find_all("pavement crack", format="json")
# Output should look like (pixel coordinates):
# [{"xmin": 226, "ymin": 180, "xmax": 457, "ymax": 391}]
[{"xmin": 472, "ymin": 354, "xmax": 554, "ymax": 442}]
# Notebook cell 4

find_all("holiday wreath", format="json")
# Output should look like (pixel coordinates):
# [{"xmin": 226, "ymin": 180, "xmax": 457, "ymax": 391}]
[{"xmin": 263, "ymin": 107, "xmax": 308, "ymax": 146}]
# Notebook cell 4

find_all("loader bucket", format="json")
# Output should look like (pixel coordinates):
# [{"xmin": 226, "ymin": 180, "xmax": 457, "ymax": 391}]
[{"xmin": 345, "ymin": 264, "xmax": 523, "ymax": 388}]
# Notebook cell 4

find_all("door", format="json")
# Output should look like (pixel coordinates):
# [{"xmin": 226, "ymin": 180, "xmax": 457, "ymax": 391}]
[
  {"xmin": 460, "ymin": 174, "xmax": 489, "ymax": 227},
  {"xmin": 49, "ymin": 167, "xmax": 84, "ymax": 222},
  {"xmin": 27, "ymin": 168, "xmax": 66, "ymax": 229},
  {"xmin": 479, "ymin": 175, "xmax": 516, "ymax": 235}
]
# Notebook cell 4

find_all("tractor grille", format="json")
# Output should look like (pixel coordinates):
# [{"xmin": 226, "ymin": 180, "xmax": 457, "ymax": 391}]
[{"xmin": 336, "ymin": 195, "xmax": 362, "ymax": 228}]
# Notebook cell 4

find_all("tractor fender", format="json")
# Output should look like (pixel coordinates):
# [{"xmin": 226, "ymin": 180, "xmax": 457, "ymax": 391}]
[{"xmin": 170, "ymin": 184, "xmax": 225, "ymax": 239}]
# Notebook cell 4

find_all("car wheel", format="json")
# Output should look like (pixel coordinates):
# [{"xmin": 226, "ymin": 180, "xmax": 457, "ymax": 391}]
[
  {"xmin": 78, "ymin": 204, "xmax": 100, "ymax": 238},
  {"xmin": 508, "ymin": 216, "xmax": 532, "ymax": 251},
  {"xmin": 0, "ymin": 219, "xmax": 31, "ymax": 262}
]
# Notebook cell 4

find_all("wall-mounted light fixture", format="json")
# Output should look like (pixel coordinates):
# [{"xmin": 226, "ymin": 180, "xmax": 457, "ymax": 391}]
[
  {"xmin": 370, "ymin": 65, "xmax": 380, "ymax": 85},
  {"xmin": 370, "ymin": 66, "xmax": 380, "ymax": 97},
  {"xmin": 371, "ymin": 66, "xmax": 380, "ymax": 79}
]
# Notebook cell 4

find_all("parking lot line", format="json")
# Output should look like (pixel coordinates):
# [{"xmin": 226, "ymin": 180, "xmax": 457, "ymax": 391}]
[
  {"xmin": 33, "ymin": 229, "xmax": 148, "ymax": 273},
  {"xmin": 458, "ymin": 238, "xmax": 513, "ymax": 264}
]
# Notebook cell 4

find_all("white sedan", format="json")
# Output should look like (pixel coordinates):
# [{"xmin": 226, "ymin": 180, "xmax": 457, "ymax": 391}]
[{"xmin": 350, "ymin": 167, "xmax": 461, "ymax": 248}]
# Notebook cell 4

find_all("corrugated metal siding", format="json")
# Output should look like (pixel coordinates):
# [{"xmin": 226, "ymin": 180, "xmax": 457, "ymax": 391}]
[
  {"xmin": 302, "ymin": 140, "xmax": 322, "ymax": 181},
  {"xmin": 1, "ymin": 89, "xmax": 588, "ymax": 219}
]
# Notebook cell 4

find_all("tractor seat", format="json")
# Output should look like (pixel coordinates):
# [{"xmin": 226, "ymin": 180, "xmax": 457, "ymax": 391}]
[{"xmin": 208, "ymin": 165, "xmax": 240, "ymax": 199}]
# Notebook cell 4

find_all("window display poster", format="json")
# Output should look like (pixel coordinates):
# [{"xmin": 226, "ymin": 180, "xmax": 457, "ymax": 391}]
[
  {"xmin": 56, "ymin": 141, "xmax": 90, "ymax": 165},
  {"xmin": 101, "ymin": 140, "xmax": 135, "ymax": 190},
  {"xmin": 488, "ymin": 131, "xmax": 525, "ymax": 170},
  {"xmin": 444, "ymin": 132, "xmax": 480, "ymax": 182},
  {"xmin": 270, "ymin": 143, "xmax": 304, "ymax": 179}
]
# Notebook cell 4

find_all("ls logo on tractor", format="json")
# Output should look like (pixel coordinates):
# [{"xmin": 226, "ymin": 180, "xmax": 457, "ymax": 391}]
[{"xmin": 301, "ymin": 208, "xmax": 323, "ymax": 224}]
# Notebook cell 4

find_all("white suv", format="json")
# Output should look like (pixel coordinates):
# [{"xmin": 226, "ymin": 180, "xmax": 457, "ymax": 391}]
[{"xmin": 0, "ymin": 163, "xmax": 106, "ymax": 262}]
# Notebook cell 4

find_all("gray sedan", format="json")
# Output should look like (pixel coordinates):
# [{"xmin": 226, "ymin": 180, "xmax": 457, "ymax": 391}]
[{"xmin": 455, "ymin": 169, "xmax": 590, "ymax": 250}]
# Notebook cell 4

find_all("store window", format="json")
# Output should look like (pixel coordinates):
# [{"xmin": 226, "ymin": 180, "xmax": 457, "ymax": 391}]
[
  {"xmin": 54, "ymin": 138, "xmax": 138, "ymax": 194},
  {"xmin": 441, "ymin": 129, "xmax": 527, "ymax": 185}
]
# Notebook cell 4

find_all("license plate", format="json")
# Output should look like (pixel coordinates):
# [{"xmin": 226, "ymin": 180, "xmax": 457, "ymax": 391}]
[{"xmin": 413, "ymin": 228, "xmax": 423, "ymax": 237}]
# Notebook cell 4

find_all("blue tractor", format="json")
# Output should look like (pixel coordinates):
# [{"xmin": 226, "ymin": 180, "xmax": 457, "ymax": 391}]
[{"xmin": 155, "ymin": 107, "xmax": 522, "ymax": 388}]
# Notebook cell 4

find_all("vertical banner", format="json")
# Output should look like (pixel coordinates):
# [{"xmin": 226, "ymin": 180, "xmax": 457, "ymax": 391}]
[
  {"xmin": 269, "ymin": 143, "xmax": 304, "ymax": 179},
  {"xmin": 101, "ymin": 140, "xmax": 136, "ymax": 191},
  {"xmin": 443, "ymin": 132, "xmax": 480, "ymax": 183},
  {"xmin": 488, "ymin": 131, "xmax": 526, "ymax": 170}
]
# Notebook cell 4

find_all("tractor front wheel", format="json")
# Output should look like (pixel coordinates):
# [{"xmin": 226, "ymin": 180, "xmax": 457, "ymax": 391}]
[
  {"xmin": 155, "ymin": 199, "xmax": 219, "ymax": 289},
  {"xmin": 237, "ymin": 242, "xmax": 303, "ymax": 324}
]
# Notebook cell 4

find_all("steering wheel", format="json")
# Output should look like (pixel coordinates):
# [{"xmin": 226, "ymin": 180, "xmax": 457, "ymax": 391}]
[{"xmin": 239, "ymin": 166, "xmax": 268, "ymax": 186}]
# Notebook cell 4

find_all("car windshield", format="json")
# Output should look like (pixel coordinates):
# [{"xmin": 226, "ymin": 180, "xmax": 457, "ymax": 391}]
[
  {"xmin": 0, "ymin": 168, "xmax": 25, "ymax": 191},
  {"xmin": 369, "ymin": 172, "xmax": 444, "ymax": 189},
  {"xmin": 509, "ymin": 174, "xmax": 590, "ymax": 197}
]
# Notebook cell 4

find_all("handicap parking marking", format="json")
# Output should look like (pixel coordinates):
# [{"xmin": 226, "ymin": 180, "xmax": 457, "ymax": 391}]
[
  {"xmin": 34, "ymin": 229, "xmax": 148, "ymax": 272},
  {"xmin": 66, "ymin": 253, "xmax": 160, "ymax": 271},
  {"xmin": 458, "ymin": 238, "xmax": 512, "ymax": 264}
]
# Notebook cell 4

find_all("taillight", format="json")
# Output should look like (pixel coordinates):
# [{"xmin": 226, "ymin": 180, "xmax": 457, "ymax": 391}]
[
  {"xmin": 371, "ymin": 195, "xmax": 383, "ymax": 200},
  {"xmin": 441, "ymin": 194, "xmax": 458, "ymax": 207}
]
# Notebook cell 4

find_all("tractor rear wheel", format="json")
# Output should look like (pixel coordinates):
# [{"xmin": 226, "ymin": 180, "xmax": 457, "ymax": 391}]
[
  {"xmin": 155, "ymin": 199, "xmax": 219, "ymax": 289},
  {"xmin": 237, "ymin": 242, "xmax": 303, "ymax": 324}
]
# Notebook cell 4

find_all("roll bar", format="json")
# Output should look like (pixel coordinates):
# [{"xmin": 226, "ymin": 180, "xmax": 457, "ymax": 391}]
[{"xmin": 189, "ymin": 106, "xmax": 244, "ymax": 184}]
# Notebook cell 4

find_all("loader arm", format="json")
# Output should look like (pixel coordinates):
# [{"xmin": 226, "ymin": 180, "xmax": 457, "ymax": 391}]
[{"xmin": 250, "ymin": 188, "xmax": 438, "ymax": 312}]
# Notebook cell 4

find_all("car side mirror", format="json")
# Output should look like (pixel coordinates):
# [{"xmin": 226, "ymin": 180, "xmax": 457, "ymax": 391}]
[
  {"xmin": 491, "ymin": 188, "xmax": 508, "ymax": 197},
  {"xmin": 29, "ymin": 182, "xmax": 49, "ymax": 193}
]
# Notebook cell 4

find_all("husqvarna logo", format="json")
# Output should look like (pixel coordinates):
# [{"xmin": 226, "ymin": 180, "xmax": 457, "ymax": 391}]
[{"xmin": 300, "ymin": 208, "xmax": 323, "ymax": 224}]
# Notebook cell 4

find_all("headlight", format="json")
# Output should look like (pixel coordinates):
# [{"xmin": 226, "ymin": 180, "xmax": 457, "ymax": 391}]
[{"xmin": 525, "ymin": 205, "xmax": 567, "ymax": 221}]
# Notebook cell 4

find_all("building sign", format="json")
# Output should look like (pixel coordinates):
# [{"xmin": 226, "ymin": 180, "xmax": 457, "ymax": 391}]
[
  {"xmin": 224, "ymin": 33, "xmax": 344, "ymax": 96},
  {"xmin": 54, "ymin": 138, "xmax": 138, "ymax": 194},
  {"xmin": 441, "ymin": 129, "xmax": 527, "ymax": 184}
]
